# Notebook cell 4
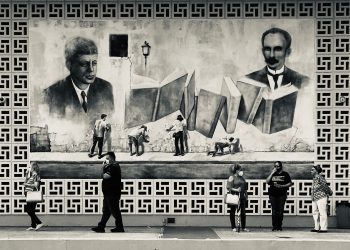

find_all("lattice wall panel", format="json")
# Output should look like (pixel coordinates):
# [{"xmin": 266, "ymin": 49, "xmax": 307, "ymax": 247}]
[{"xmin": 0, "ymin": 0, "xmax": 349, "ymax": 219}]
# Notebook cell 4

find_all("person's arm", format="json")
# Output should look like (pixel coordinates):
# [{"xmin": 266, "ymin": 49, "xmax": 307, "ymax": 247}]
[
  {"xmin": 166, "ymin": 124, "xmax": 174, "ymax": 132},
  {"xmin": 266, "ymin": 168, "xmax": 277, "ymax": 184},
  {"xmin": 226, "ymin": 176, "xmax": 241, "ymax": 193},
  {"xmin": 102, "ymin": 164, "xmax": 111, "ymax": 179},
  {"xmin": 320, "ymin": 176, "xmax": 333, "ymax": 196}
]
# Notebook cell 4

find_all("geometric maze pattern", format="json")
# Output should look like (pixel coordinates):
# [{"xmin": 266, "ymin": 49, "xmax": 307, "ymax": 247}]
[{"xmin": 1, "ymin": 1, "xmax": 350, "ymax": 217}]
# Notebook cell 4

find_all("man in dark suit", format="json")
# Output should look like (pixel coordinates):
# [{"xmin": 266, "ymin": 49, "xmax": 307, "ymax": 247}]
[
  {"xmin": 246, "ymin": 27, "xmax": 309, "ymax": 90},
  {"xmin": 91, "ymin": 152, "xmax": 124, "ymax": 233},
  {"xmin": 43, "ymin": 37, "xmax": 114, "ymax": 121}
]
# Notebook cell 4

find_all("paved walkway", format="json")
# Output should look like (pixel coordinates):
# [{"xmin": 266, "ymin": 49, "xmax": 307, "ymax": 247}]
[{"xmin": 1, "ymin": 227, "xmax": 349, "ymax": 240}]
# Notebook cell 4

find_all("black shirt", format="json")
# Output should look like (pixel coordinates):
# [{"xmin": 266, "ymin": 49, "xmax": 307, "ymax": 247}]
[
  {"xmin": 268, "ymin": 171, "xmax": 292, "ymax": 196},
  {"xmin": 102, "ymin": 162, "xmax": 122, "ymax": 196}
]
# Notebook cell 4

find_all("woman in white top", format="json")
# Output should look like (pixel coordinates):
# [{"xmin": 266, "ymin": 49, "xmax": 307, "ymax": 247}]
[{"xmin": 24, "ymin": 162, "xmax": 43, "ymax": 231}]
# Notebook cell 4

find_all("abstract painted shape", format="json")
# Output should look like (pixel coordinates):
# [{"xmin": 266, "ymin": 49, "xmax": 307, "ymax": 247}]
[
  {"xmin": 154, "ymin": 69, "xmax": 188, "ymax": 120},
  {"xmin": 235, "ymin": 77, "xmax": 268, "ymax": 123},
  {"xmin": 219, "ymin": 76, "xmax": 241, "ymax": 133},
  {"xmin": 195, "ymin": 89, "xmax": 226, "ymax": 138},
  {"xmin": 253, "ymin": 85, "xmax": 298, "ymax": 134}
]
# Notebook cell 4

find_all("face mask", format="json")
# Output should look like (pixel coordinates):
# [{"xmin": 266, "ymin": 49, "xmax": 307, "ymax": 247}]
[{"xmin": 238, "ymin": 171, "xmax": 244, "ymax": 176}]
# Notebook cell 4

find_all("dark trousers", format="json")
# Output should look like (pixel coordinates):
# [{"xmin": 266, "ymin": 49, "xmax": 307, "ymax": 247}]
[
  {"xmin": 215, "ymin": 142, "xmax": 228, "ymax": 153},
  {"xmin": 25, "ymin": 202, "xmax": 41, "ymax": 228},
  {"xmin": 98, "ymin": 195, "xmax": 124, "ymax": 229},
  {"xmin": 269, "ymin": 195, "xmax": 287, "ymax": 229},
  {"xmin": 90, "ymin": 136, "xmax": 104, "ymax": 156},
  {"xmin": 229, "ymin": 199, "xmax": 247, "ymax": 229},
  {"xmin": 128, "ymin": 136, "xmax": 142, "ymax": 155},
  {"xmin": 174, "ymin": 131, "xmax": 184, "ymax": 155}
]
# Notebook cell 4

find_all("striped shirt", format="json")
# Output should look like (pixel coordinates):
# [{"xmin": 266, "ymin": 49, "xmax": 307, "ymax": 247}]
[
  {"xmin": 24, "ymin": 170, "xmax": 40, "ymax": 193},
  {"xmin": 312, "ymin": 175, "xmax": 332, "ymax": 201}
]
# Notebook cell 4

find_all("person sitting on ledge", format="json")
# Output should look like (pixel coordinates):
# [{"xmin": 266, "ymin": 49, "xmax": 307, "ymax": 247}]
[{"xmin": 207, "ymin": 137, "xmax": 240, "ymax": 157}]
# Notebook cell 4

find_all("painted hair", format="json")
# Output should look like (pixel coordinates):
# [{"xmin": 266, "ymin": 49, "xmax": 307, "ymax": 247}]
[
  {"xmin": 65, "ymin": 37, "xmax": 98, "ymax": 70},
  {"xmin": 261, "ymin": 27, "xmax": 292, "ymax": 50}
]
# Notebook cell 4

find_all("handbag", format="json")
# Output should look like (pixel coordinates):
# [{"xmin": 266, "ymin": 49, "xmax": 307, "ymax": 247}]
[
  {"xmin": 224, "ymin": 193, "xmax": 240, "ymax": 205},
  {"xmin": 26, "ymin": 190, "xmax": 43, "ymax": 203}
]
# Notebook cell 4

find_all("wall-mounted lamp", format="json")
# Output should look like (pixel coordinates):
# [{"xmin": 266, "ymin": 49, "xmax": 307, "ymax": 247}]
[{"xmin": 141, "ymin": 41, "xmax": 151, "ymax": 67}]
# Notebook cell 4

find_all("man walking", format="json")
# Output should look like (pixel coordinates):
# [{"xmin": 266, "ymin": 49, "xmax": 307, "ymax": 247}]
[{"xmin": 91, "ymin": 152, "xmax": 124, "ymax": 233}]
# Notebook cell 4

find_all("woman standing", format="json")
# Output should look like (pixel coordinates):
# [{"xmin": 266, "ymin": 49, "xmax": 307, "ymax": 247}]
[
  {"xmin": 24, "ymin": 162, "xmax": 43, "ymax": 231},
  {"xmin": 226, "ymin": 164, "xmax": 249, "ymax": 232},
  {"xmin": 311, "ymin": 165, "xmax": 333, "ymax": 233}
]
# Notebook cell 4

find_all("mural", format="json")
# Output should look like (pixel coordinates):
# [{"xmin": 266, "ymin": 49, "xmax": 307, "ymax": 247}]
[{"xmin": 30, "ymin": 19, "xmax": 315, "ymax": 154}]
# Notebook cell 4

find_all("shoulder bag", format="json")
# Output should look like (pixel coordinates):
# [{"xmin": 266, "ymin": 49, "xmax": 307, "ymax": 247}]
[{"xmin": 26, "ymin": 188, "xmax": 43, "ymax": 203}]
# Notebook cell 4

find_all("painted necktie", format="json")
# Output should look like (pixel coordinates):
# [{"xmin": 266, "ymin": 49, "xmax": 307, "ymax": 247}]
[{"xmin": 81, "ymin": 91, "xmax": 87, "ymax": 113}]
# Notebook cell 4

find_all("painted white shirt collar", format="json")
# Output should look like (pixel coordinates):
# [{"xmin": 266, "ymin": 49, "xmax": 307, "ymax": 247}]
[
  {"xmin": 267, "ymin": 65, "xmax": 285, "ymax": 91},
  {"xmin": 71, "ymin": 78, "xmax": 90, "ymax": 105}
]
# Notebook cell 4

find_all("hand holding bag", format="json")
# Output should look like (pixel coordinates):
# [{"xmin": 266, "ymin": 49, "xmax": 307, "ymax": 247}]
[
  {"xmin": 26, "ymin": 188, "xmax": 43, "ymax": 203},
  {"xmin": 224, "ymin": 193, "xmax": 240, "ymax": 205}
]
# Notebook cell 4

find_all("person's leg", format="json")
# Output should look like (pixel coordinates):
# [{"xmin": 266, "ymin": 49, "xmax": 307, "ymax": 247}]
[
  {"xmin": 277, "ymin": 195, "xmax": 287, "ymax": 229},
  {"xmin": 174, "ymin": 133, "xmax": 180, "ymax": 155},
  {"xmin": 134, "ymin": 138, "xmax": 140, "ymax": 155},
  {"xmin": 25, "ymin": 202, "xmax": 36, "ymax": 228},
  {"xmin": 98, "ymin": 197, "xmax": 111, "ymax": 228},
  {"xmin": 183, "ymin": 134, "xmax": 188, "ymax": 153},
  {"xmin": 179, "ymin": 131, "xmax": 184, "ymax": 155},
  {"xmin": 31, "ymin": 203, "xmax": 42, "ymax": 225},
  {"xmin": 139, "ymin": 142, "xmax": 145, "ymax": 155},
  {"xmin": 312, "ymin": 200, "xmax": 320, "ymax": 230},
  {"xmin": 109, "ymin": 196, "xmax": 124, "ymax": 230},
  {"xmin": 317, "ymin": 197, "xmax": 328, "ymax": 231},
  {"xmin": 128, "ymin": 136, "xmax": 134, "ymax": 155},
  {"xmin": 240, "ymin": 199, "xmax": 247, "ymax": 229},
  {"xmin": 229, "ymin": 205, "xmax": 237, "ymax": 229},
  {"xmin": 269, "ymin": 195, "xmax": 278, "ymax": 230},
  {"xmin": 97, "ymin": 137, "xmax": 104, "ymax": 157},
  {"xmin": 90, "ymin": 136, "xmax": 98, "ymax": 155}
]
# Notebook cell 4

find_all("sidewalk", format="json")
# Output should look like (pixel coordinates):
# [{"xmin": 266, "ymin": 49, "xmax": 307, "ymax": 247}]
[{"xmin": 1, "ymin": 227, "xmax": 349, "ymax": 250}]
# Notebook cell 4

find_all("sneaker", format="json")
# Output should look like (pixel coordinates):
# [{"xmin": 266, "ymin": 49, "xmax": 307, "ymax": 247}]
[
  {"xmin": 26, "ymin": 227, "xmax": 35, "ymax": 231},
  {"xmin": 232, "ymin": 228, "xmax": 237, "ymax": 232},
  {"xmin": 310, "ymin": 229, "xmax": 319, "ymax": 232},
  {"xmin": 91, "ymin": 227, "xmax": 105, "ymax": 233},
  {"xmin": 242, "ymin": 228, "xmax": 250, "ymax": 232},
  {"xmin": 110, "ymin": 227, "xmax": 125, "ymax": 233},
  {"xmin": 34, "ymin": 223, "xmax": 44, "ymax": 231}
]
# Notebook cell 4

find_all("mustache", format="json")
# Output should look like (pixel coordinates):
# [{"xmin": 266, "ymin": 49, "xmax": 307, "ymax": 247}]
[{"xmin": 265, "ymin": 57, "xmax": 279, "ymax": 64}]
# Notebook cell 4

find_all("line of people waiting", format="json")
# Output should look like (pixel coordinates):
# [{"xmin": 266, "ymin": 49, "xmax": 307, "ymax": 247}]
[{"xmin": 24, "ymin": 159, "xmax": 332, "ymax": 233}]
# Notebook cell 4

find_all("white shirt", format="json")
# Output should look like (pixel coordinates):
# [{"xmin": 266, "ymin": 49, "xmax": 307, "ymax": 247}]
[
  {"xmin": 267, "ymin": 66, "xmax": 285, "ymax": 91},
  {"xmin": 72, "ymin": 79, "xmax": 90, "ymax": 105},
  {"xmin": 94, "ymin": 119, "xmax": 106, "ymax": 137},
  {"xmin": 172, "ymin": 119, "xmax": 187, "ymax": 133}
]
